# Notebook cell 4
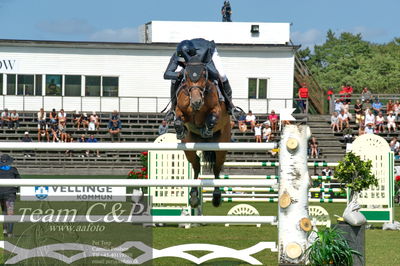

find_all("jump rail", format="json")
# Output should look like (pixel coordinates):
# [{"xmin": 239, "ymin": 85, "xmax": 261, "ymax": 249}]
[{"xmin": 0, "ymin": 142, "xmax": 277, "ymax": 151}]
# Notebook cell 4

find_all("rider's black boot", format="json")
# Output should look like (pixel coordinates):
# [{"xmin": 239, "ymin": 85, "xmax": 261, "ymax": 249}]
[
  {"xmin": 165, "ymin": 82, "xmax": 178, "ymax": 123},
  {"xmin": 223, "ymin": 80, "xmax": 244, "ymax": 120}
]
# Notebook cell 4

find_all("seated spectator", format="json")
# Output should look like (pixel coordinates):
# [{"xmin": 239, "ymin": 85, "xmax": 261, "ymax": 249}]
[
  {"xmin": 344, "ymin": 84, "xmax": 353, "ymax": 104},
  {"xmin": 245, "ymin": 110, "xmax": 256, "ymax": 131},
  {"xmin": 254, "ymin": 122, "xmax": 262, "ymax": 143},
  {"xmin": 21, "ymin": 131, "xmax": 33, "ymax": 157},
  {"xmin": 89, "ymin": 111, "xmax": 100, "ymax": 131},
  {"xmin": 354, "ymin": 100, "xmax": 364, "ymax": 126},
  {"xmin": 341, "ymin": 102, "xmax": 350, "ymax": 113},
  {"xmin": 81, "ymin": 113, "xmax": 89, "ymax": 129},
  {"xmin": 387, "ymin": 112, "xmax": 396, "ymax": 132},
  {"xmin": 330, "ymin": 112, "xmax": 339, "ymax": 132},
  {"xmin": 58, "ymin": 109, "xmax": 67, "ymax": 125},
  {"xmin": 237, "ymin": 114, "xmax": 247, "ymax": 132},
  {"xmin": 372, "ymin": 98, "xmax": 382, "ymax": 115},
  {"xmin": 309, "ymin": 136, "xmax": 319, "ymax": 159},
  {"xmin": 394, "ymin": 100, "xmax": 400, "ymax": 118},
  {"xmin": 9, "ymin": 110, "xmax": 19, "ymax": 129},
  {"xmin": 364, "ymin": 109, "xmax": 375, "ymax": 127},
  {"xmin": 361, "ymin": 87, "xmax": 372, "ymax": 103},
  {"xmin": 337, "ymin": 110, "xmax": 349, "ymax": 131},
  {"xmin": 322, "ymin": 167, "xmax": 332, "ymax": 176},
  {"xmin": 387, "ymin": 100, "xmax": 395, "ymax": 114},
  {"xmin": 49, "ymin": 120, "xmax": 60, "ymax": 142},
  {"xmin": 365, "ymin": 123, "xmax": 374, "ymax": 134},
  {"xmin": 334, "ymin": 99, "xmax": 343, "ymax": 113},
  {"xmin": 1, "ymin": 108, "xmax": 10, "ymax": 129},
  {"xmin": 64, "ymin": 133, "xmax": 74, "ymax": 156},
  {"xmin": 343, "ymin": 125, "xmax": 353, "ymax": 144},
  {"xmin": 38, "ymin": 122, "xmax": 50, "ymax": 142},
  {"xmin": 78, "ymin": 134, "xmax": 87, "ymax": 157},
  {"xmin": 389, "ymin": 137, "xmax": 400, "ymax": 155},
  {"xmin": 73, "ymin": 111, "xmax": 82, "ymax": 129},
  {"xmin": 268, "ymin": 110, "xmax": 279, "ymax": 132},
  {"xmin": 49, "ymin": 108, "xmax": 58, "ymax": 124},
  {"xmin": 262, "ymin": 123, "xmax": 272, "ymax": 142},
  {"xmin": 108, "ymin": 111, "xmax": 122, "ymax": 142},
  {"xmin": 375, "ymin": 112, "xmax": 385, "ymax": 133},
  {"xmin": 58, "ymin": 118, "xmax": 68, "ymax": 143},
  {"xmin": 86, "ymin": 134, "xmax": 100, "ymax": 157},
  {"xmin": 158, "ymin": 120, "xmax": 169, "ymax": 135}
]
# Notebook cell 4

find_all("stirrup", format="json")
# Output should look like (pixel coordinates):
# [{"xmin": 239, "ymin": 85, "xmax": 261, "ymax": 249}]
[
  {"xmin": 164, "ymin": 110, "xmax": 175, "ymax": 123},
  {"xmin": 230, "ymin": 106, "xmax": 245, "ymax": 121}
]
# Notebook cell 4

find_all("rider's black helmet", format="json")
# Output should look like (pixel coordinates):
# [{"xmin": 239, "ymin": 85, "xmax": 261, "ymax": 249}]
[{"xmin": 176, "ymin": 40, "xmax": 197, "ymax": 58}]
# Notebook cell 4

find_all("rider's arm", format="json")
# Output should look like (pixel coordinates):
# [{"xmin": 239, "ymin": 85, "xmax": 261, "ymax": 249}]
[{"xmin": 164, "ymin": 54, "xmax": 181, "ymax": 80}]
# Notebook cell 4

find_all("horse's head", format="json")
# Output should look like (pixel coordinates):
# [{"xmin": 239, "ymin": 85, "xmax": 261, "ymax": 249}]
[{"xmin": 185, "ymin": 55, "xmax": 208, "ymax": 111}]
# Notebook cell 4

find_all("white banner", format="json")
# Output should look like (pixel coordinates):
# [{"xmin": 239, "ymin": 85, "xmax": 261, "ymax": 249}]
[{"xmin": 20, "ymin": 186, "xmax": 127, "ymax": 201}]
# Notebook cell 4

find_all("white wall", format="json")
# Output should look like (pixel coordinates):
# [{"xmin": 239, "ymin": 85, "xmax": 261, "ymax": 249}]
[{"xmin": 0, "ymin": 44, "xmax": 294, "ymax": 113}]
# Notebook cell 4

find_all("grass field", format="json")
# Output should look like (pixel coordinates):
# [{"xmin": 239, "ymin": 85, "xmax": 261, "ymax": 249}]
[{"xmin": 0, "ymin": 175, "xmax": 399, "ymax": 265}]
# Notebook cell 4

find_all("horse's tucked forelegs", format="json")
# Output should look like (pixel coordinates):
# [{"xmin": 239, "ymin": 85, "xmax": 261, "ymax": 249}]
[
  {"xmin": 200, "ymin": 113, "xmax": 218, "ymax": 138},
  {"xmin": 174, "ymin": 117, "xmax": 187, "ymax": 140}
]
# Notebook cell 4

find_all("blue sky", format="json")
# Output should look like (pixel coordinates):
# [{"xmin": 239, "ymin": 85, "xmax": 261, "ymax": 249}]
[{"xmin": 0, "ymin": 0, "xmax": 398, "ymax": 48}]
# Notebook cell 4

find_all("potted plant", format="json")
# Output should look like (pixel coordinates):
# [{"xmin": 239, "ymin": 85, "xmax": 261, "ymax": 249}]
[
  {"xmin": 128, "ymin": 152, "xmax": 149, "ymax": 200},
  {"xmin": 307, "ymin": 227, "xmax": 361, "ymax": 266},
  {"xmin": 334, "ymin": 151, "xmax": 378, "ymax": 225}
]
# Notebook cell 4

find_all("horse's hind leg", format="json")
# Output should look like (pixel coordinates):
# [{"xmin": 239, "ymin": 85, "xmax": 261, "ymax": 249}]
[
  {"xmin": 185, "ymin": 151, "xmax": 201, "ymax": 208},
  {"xmin": 212, "ymin": 151, "xmax": 227, "ymax": 207}
]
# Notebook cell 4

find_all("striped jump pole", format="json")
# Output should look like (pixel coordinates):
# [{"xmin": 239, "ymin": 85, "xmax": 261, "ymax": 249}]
[
  {"xmin": 223, "ymin": 162, "xmax": 339, "ymax": 167},
  {"xmin": 203, "ymin": 198, "xmax": 347, "ymax": 203},
  {"xmin": 200, "ymin": 175, "xmax": 338, "ymax": 181},
  {"xmin": 202, "ymin": 187, "xmax": 344, "ymax": 193}
]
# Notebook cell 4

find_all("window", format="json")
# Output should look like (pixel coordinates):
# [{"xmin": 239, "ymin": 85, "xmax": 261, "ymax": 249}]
[
  {"xmin": 248, "ymin": 78, "xmax": 268, "ymax": 99},
  {"xmin": 7, "ymin": 74, "xmax": 16, "ymax": 95},
  {"xmin": 65, "ymin": 75, "xmax": 81, "ymax": 96},
  {"xmin": 85, "ymin": 76, "xmax": 101, "ymax": 96},
  {"xmin": 102, "ymin": 77, "xmax": 118, "ymax": 97},
  {"xmin": 35, "ymin": 75, "xmax": 42, "ymax": 96},
  {"xmin": 17, "ymin": 75, "xmax": 34, "ymax": 95},
  {"xmin": 46, "ymin": 75, "xmax": 62, "ymax": 96}
]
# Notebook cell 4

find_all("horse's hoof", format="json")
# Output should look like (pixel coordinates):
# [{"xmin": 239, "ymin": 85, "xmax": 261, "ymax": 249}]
[
  {"xmin": 212, "ymin": 189, "xmax": 222, "ymax": 207},
  {"xmin": 176, "ymin": 130, "xmax": 186, "ymax": 140},
  {"xmin": 200, "ymin": 127, "xmax": 213, "ymax": 138},
  {"xmin": 190, "ymin": 188, "xmax": 200, "ymax": 208}
]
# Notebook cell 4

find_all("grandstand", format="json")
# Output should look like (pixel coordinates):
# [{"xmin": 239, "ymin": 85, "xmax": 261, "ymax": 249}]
[{"xmin": 2, "ymin": 110, "xmax": 348, "ymax": 176}]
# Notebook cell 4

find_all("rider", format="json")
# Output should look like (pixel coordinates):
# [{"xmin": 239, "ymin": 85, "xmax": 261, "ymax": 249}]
[{"xmin": 164, "ymin": 38, "xmax": 241, "ymax": 122}]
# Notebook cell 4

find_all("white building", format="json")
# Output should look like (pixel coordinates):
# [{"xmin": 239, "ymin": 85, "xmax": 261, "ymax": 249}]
[{"xmin": 0, "ymin": 21, "xmax": 297, "ymax": 113}]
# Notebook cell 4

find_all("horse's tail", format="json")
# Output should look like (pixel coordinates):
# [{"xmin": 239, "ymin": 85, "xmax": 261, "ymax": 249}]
[{"xmin": 202, "ymin": 151, "xmax": 216, "ymax": 171}]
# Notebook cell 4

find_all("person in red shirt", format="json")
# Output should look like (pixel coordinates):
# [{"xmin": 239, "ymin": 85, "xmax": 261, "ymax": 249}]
[{"xmin": 298, "ymin": 83, "xmax": 308, "ymax": 113}]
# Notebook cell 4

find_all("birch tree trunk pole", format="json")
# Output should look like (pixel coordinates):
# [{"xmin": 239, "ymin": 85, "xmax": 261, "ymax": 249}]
[{"xmin": 278, "ymin": 125, "xmax": 312, "ymax": 265}]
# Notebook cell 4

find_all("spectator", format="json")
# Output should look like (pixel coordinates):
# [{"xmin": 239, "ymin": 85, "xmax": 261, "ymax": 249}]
[
  {"xmin": 338, "ymin": 85, "xmax": 346, "ymax": 102},
  {"xmin": 341, "ymin": 101, "xmax": 350, "ymax": 113},
  {"xmin": 38, "ymin": 122, "xmax": 50, "ymax": 142},
  {"xmin": 375, "ymin": 112, "xmax": 385, "ymax": 133},
  {"xmin": 37, "ymin": 108, "xmax": 48, "ymax": 142},
  {"xmin": 64, "ymin": 133, "xmax": 74, "ymax": 156},
  {"xmin": 334, "ymin": 99, "xmax": 343, "ymax": 113},
  {"xmin": 73, "ymin": 111, "xmax": 82, "ymax": 130},
  {"xmin": 298, "ymin": 83, "xmax": 308, "ymax": 113},
  {"xmin": 344, "ymin": 84, "xmax": 353, "ymax": 103},
  {"xmin": 354, "ymin": 100, "xmax": 364, "ymax": 127},
  {"xmin": 58, "ymin": 109, "xmax": 67, "ymax": 125},
  {"xmin": 309, "ymin": 136, "xmax": 319, "ymax": 159},
  {"xmin": 365, "ymin": 123, "xmax": 374, "ymax": 134},
  {"xmin": 361, "ymin": 87, "xmax": 372, "ymax": 103},
  {"xmin": 0, "ymin": 154, "xmax": 21, "ymax": 238},
  {"xmin": 327, "ymin": 88, "xmax": 334, "ymax": 106},
  {"xmin": 86, "ymin": 134, "xmax": 100, "ymax": 157},
  {"xmin": 49, "ymin": 120, "xmax": 60, "ymax": 142},
  {"xmin": 358, "ymin": 126, "xmax": 365, "ymax": 137},
  {"xmin": 58, "ymin": 114, "xmax": 68, "ymax": 143},
  {"xmin": 337, "ymin": 110, "xmax": 349, "ymax": 131},
  {"xmin": 49, "ymin": 108, "xmax": 58, "ymax": 124},
  {"xmin": 245, "ymin": 110, "xmax": 256, "ymax": 131},
  {"xmin": 387, "ymin": 100, "xmax": 395, "ymax": 114},
  {"xmin": 268, "ymin": 110, "xmax": 279, "ymax": 132},
  {"xmin": 389, "ymin": 137, "xmax": 400, "ymax": 155},
  {"xmin": 81, "ymin": 113, "xmax": 89, "ymax": 129},
  {"xmin": 21, "ymin": 131, "xmax": 33, "ymax": 157},
  {"xmin": 78, "ymin": 134, "xmax": 87, "ymax": 157},
  {"xmin": 108, "ymin": 111, "xmax": 122, "ymax": 142},
  {"xmin": 158, "ymin": 120, "xmax": 169, "ymax": 136},
  {"xmin": 364, "ymin": 109, "xmax": 375, "ymax": 128},
  {"xmin": 1, "ymin": 108, "xmax": 10, "ymax": 129},
  {"xmin": 343, "ymin": 125, "xmax": 353, "ymax": 144},
  {"xmin": 394, "ymin": 100, "xmax": 400, "ymax": 118},
  {"xmin": 89, "ymin": 111, "xmax": 100, "ymax": 131},
  {"xmin": 322, "ymin": 167, "xmax": 333, "ymax": 177},
  {"xmin": 372, "ymin": 98, "xmax": 382, "ymax": 116},
  {"xmin": 262, "ymin": 123, "xmax": 272, "ymax": 142},
  {"xmin": 254, "ymin": 122, "xmax": 262, "ymax": 143},
  {"xmin": 237, "ymin": 113, "xmax": 247, "ymax": 132},
  {"xmin": 9, "ymin": 110, "xmax": 19, "ymax": 129},
  {"xmin": 387, "ymin": 111, "xmax": 396, "ymax": 132},
  {"xmin": 331, "ymin": 112, "xmax": 339, "ymax": 132}
]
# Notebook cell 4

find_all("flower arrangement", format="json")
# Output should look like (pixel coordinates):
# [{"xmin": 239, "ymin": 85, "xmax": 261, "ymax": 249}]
[
  {"xmin": 128, "ymin": 151, "xmax": 148, "ymax": 179},
  {"xmin": 395, "ymin": 175, "xmax": 400, "ymax": 203}
]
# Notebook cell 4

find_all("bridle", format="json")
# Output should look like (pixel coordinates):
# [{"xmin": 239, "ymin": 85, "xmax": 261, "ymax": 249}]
[{"xmin": 183, "ymin": 62, "xmax": 209, "ymax": 102}]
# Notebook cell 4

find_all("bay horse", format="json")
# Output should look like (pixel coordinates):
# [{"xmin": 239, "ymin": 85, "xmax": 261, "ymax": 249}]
[{"xmin": 174, "ymin": 55, "xmax": 231, "ymax": 207}]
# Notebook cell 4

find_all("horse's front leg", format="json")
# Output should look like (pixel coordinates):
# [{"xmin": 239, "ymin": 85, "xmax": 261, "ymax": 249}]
[
  {"xmin": 174, "ymin": 109, "xmax": 187, "ymax": 140},
  {"xmin": 184, "ymin": 151, "xmax": 201, "ymax": 208},
  {"xmin": 200, "ymin": 112, "xmax": 219, "ymax": 138}
]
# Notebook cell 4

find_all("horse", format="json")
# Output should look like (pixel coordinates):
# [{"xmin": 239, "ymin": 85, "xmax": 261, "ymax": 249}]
[{"xmin": 173, "ymin": 55, "xmax": 231, "ymax": 207}]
